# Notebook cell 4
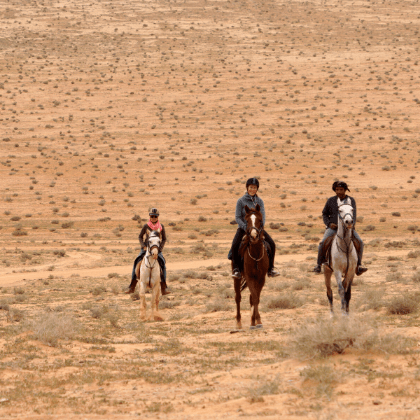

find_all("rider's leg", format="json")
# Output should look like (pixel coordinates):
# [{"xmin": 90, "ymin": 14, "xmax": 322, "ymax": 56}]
[
  {"xmin": 125, "ymin": 250, "xmax": 146, "ymax": 293},
  {"xmin": 314, "ymin": 228, "xmax": 337, "ymax": 272},
  {"xmin": 157, "ymin": 253, "xmax": 170, "ymax": 295},
  {"xmin": 352, "ymin": 230, "xmax": 367, "ymax": 275},
  {"xmin": 229, "ymin": 228, "xmax": 245, "ymax": 278},
  {"xmin": 263, "ymin": 230, "xmax": 279, "ymax": 276}
]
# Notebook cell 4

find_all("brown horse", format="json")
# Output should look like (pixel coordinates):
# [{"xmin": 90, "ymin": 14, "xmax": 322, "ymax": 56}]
[{"xmin": 233, "ymin": 204, "xmax": 270, "ymax": 330}]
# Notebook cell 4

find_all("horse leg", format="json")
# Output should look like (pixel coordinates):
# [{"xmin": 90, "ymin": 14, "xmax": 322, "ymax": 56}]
[
  {"xmin": 254, "ymin": 286, "xmax": 263, "ymax": 328},
  {"xmin": 153, "ymin": 277, "xmax": 163, "ymax": 321},
  {"xmin": 334, "ymin": 270, "xmax": 346, "ymax": 315},
  {"xmin": 139, "ymin": 280, "xmax": 147, "ymax": 321},
  {"xmin": 324, "ymin": 266, "xmax": 334, "ymax": 316},
  {"xmin": 233, "ymin": 276, "xmax": 242, "ymax": 329},
  {"xmin": 344, "ymin": 279, "xmax": 352, "ymax": 314},
  {"xmin": 248, "ymin": 282, "xmax": 257, "ymax": 329}
]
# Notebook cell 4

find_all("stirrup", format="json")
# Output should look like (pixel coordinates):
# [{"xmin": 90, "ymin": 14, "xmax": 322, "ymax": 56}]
[{"xmin": 231, "ymin": 269, "xmax": 241, "ymax": 279}]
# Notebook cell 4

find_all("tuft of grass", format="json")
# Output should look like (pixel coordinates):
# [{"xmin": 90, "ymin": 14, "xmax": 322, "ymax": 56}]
[
  {"xmin": 248, "ymin": 375, "xmax": 281, "ymax": 402},
  {"xmin": 266, "ymin": 294, "xmax": 303, "ymax": 310},
  {"xmin": 300, "ymin": 365, "xmax": 340, "ymax": 398},
  {"xmin": 385, "ymin": 294, "xmax": 418, "ymax": 315},
  {"xmin": 291, "ymin": 316, "xmax": 416, "ymax": 358},
  {"xmin": 32, "ymin": 312, "xmax": 78, "ymax": 346},
  {"xmin": 205, "ymin": 298, "xmax": 230, "ymax": 313}
]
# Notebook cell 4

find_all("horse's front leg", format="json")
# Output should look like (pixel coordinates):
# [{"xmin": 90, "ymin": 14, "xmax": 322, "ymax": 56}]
[
  {"xmin": 152, "ymin": 275, "xmax": 163, "ymax": 321},
  {"xmin": 334, "ymin": 270, "xmax": 346, "ymax": 314},
  {"xmin": 248, "ymin": 282, "xmax": 258, "ymax": 329},
  {"xmin": 233, "ymin": 276, "xmax": 242, "ymax": 329},
  {"xmin": 344, "ymin": 276, "xmax": 353, "ymax": 314},
  {"xmin": 139, "ymin": 279, "xmax": 147, "ymax": 321},
  {"xmin": 324, "ymin": 265, "xmax": 334, "ymax": 316}
]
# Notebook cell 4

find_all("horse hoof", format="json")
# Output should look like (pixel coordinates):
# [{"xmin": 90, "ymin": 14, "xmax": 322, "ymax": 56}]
[
  {"xmin": 250, "ymin": 326, "xmax": 257, "ymax": 330},
  {"xmin": 341, "ymin": 311, "xmax": 349, "ymax": 317},
  {"xmin": 256, "ymin": 324, "xmax": 263, "ymax": 329},
  {"xmin": 236, "ymin": 323, "xmax": 242, "ymax": 330}
]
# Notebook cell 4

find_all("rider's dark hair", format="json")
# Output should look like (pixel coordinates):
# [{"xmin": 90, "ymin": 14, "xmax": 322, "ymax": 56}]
[
  {"xmin": 332, "ymin": 181, "xmax": 350, "ymax": 192},
  {"xmin": 246, "ymin": 177, "xmax": 259, "ymax": 190}
]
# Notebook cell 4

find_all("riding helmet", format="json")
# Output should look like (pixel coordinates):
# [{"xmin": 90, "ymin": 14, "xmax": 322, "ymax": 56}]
[
  {"xmin": 149, "ymin": 208, "xmax": 159, "ymax": 217},
  {"xmin": 246, "ymin": 177, "xmax": 259, "ymax": 190},
  {"xmin": 332, "ymin": 181, "xmax": 350, "ymax": 192}
]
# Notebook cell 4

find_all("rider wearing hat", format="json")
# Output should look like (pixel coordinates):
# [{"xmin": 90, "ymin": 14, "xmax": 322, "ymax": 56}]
[
  {"xmin": 228, "ymin": 177, "xmax": 279, "ymax": 279},
  {"xmin": 125, "ymin": 208, "xmax": 171, "ymax": 295},
  {"xmin": 313, "ymin": 181, "xmax": 367, "ymax": 276}
]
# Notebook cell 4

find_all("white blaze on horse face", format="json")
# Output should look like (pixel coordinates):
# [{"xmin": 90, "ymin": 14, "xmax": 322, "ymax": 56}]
[
  {"xmin": 250, "ymin": 214, "xmax": 257, "ymax": 238},
  {"xmin": 149, "ymin": 235, "xmax": 160, "ymax": 260},
  {"xmin": 339, "ymin": 204, "xmax": 354, "ymax": 228}
]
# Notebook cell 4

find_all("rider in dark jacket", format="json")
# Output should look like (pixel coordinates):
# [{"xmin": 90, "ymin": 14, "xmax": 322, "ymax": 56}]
[
  {"xmin": 313, "ymin": 181, "xmax": 368, "ymax": 276},
  {"xmin": 124, "ymin": 208, "xmax": 170, "ymax": 295},
  {"xmin": 228, "ymin": 178, "xmax": 279, "ymax": 279}
]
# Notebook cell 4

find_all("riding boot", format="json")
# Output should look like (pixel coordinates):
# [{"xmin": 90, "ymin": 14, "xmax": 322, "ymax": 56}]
[
  {"xmin": 124, "ymin": 278, "xmax": 138, "ymax": 294},
  {"xmin": 161, "ymin": 281, "xmax": 171, "ymax": 295},
  {"xmin": 231, "ymin": 261, "xmax": 241, "ymax": 279},
  {"xmin": 267, "ymin": 254, "xmax": 280, "ymax": 277}
]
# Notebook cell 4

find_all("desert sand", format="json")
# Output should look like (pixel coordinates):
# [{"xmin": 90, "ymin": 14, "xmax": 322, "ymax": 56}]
[{"xmin": 0, "ymin": 0, "xmax": 420, "ymax": 418}]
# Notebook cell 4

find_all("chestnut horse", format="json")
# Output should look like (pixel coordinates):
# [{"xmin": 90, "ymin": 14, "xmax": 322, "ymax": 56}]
[{"xmin": 233, "ymin": 204, "xmax": 270, "ymax": 330}]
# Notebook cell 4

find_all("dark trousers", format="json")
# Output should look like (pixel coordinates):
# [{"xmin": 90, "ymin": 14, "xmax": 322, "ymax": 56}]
[
  {"xmin": 128, "ymin": 250, "xmax": 167, "ymax": 288},
  {"xmin": 228, "ymin": 228, "xmax": 276, "ymax": 271}
]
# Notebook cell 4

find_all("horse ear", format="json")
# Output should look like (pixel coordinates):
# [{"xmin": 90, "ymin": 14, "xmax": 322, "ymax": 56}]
[
  {"xmin": 244, "ymin": 205, "xmax": 250, "ymax": 213},
  {"xmin": 255, "ymin": 204, "xmax": 260, "ymax": 211},
  {"xmin": 337, "ymin": 197, "xmax": 343, "ymax": 206}
]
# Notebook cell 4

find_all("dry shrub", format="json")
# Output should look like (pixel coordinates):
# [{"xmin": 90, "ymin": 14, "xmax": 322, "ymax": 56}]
[
  {"xmin": 248, "ymin": 375, "xmax": 281, "ymax": 402},
  {"xmin": 205, "ymin": 298, "xmax": 230, "ymax": 313},
  {"xmin": 385, "ymin": 294, "xmax": 418, "ymax": 315},
  {"xmin": 300, "ymin": 365, "xmax": 340, "ymax": 398},
  {"xmin": 7, "ymin": 308, "xmax": 24, "ymax": 322},
  {"xmin": 291, "ymin": 316, "xmax": 416, "ymax": 358},
  {"xmin": 411, "ymin": 271, "xmax": 420, "ymax": 283},
  {"xmin": 408, "ymin": 250, "xmax": 420, "ymax": 259},
  {"xmin": 32, "ymin": 312, "xmax": 79, "ymax": 346},
  {"xmin": 265, "ymin": 294, "xmax": 303, "ymax": 310},
  {"xmin": 357, "ymin": 289, "xmax": 384, "ymax": 311}
]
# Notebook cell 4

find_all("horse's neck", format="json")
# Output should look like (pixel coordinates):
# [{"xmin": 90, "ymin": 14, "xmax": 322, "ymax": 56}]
[
  {"xmin": 249, "ymin": 239, "xmax": 264, "ymax": 254},
  {"xmin": 336, "ymin": 219, "xmax": 352, "ymax": 245}
]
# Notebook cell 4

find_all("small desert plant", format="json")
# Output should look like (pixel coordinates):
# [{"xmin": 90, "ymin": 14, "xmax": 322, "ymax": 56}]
[
  {"xmin": 385, "ymin": 294, "xmax": 418, "ymax": 315},
  {"xmin": 265, "ymin": 294, "xmax": 303, "ymax": 310},
  {"xmin": 32, "ymin": 312, "xmax": 79, "ymax": 346},
  {"xmin": 205, "ymin": 298, "xmax": 230, "ymax": 312}
]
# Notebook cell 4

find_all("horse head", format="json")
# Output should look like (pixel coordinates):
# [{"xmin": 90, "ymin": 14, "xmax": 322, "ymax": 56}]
[
  {"xmin": 147, "ymin": 232, "xmax": 161, "ymax": 260},
  {"xmin": 337, "ymin": 198, "xmax": 354, "ymax": 229},
  {"xmin": 244, "ymin": 204, "xmax": 263, "ymax": 242}
]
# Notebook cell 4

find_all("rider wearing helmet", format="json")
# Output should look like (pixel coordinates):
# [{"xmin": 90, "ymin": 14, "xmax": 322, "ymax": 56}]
[
  {"xmin": 228, "ymin": 177, "xmax": 279, "ymax": 279},
  {"xmin": 125, "ymin": 208, "xmax": 171, "ymax": 295},
  {"xmin": 313, "ymin": 181, "xmax": 367, "ymax": 275}
]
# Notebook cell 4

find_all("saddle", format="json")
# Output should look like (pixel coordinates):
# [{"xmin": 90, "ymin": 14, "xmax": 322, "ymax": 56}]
[{"xmin": 323, "ymin": 233, "xmax": 361, "ymax": 270}]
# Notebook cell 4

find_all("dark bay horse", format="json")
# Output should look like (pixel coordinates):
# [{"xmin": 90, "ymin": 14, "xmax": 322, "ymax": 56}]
[{"xmin": 233, "ymin": 204, "xmax": 270, "ymax": 330}]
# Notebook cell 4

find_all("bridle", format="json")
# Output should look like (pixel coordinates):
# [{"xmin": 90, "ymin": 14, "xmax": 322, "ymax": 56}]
[
  {"xmin": 144, "ymin": 237, "xmax": 160, "ymax": 270},
  {"xmin": 245, "ymin": 213, "xmax": 265, "ymax": 263}
]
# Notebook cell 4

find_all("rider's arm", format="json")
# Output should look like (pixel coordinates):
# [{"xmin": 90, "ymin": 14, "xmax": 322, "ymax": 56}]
[
  {"xmin": 322, "ymin": 199, "xmax": 331, "ymax": 228},
  {"xmin": 235, "ymin": 198, "xmax": 247, "ymax": 231},
  {"xmin": 138, "ymin": 224, "xmax": 148, "ymax": 249},
  {"xmin": 160, "ymin": 225, "xmax": 167, "ymax": 251},
  {"xmin": 259, "ymin": 198, "xmax": 266, "ymax": 228},
  {"xmin": 351, "ymin": 197, "xmax": 357, "ymax": 227}
]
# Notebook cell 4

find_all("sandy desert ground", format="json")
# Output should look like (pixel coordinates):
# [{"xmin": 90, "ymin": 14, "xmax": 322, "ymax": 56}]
[{"xmin": 1, "ymin": 0, "xmax": 420, "ymax": 418}]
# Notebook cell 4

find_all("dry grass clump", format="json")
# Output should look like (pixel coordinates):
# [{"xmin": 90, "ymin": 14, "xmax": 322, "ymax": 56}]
[
  {"xmin": 32, "ymin": 312, "xmax": 79, "ymax": 346},
  {"xmin": 300, "ymin": 365, "xmax": 340, "ymax": 398},
  {"xmin": 385, "ymin": 294, "xmax": 418, "ymax": 315},
  {"xmin": 248, "ymin": 375, "xmax": 281, "ymax": 402},
  {"xmin": 265, "ymin": 294, "xmax": 303, "ymax": 310},
  {"xmin": 357, "ymin": 289, "xmax": 384, "ymax": 311},
  {"xmin": 291, "ymin": 316, "xmax": 416, "ymax": 358},
  {"xmin": 205, "ymin": 298, "xmax": 230, "ymax": 313}
]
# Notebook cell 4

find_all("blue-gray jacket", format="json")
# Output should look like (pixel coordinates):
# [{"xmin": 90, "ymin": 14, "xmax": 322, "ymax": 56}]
[{"xmin": 235, "ymin": 192, "xmax": 266, "ymax": 231}]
